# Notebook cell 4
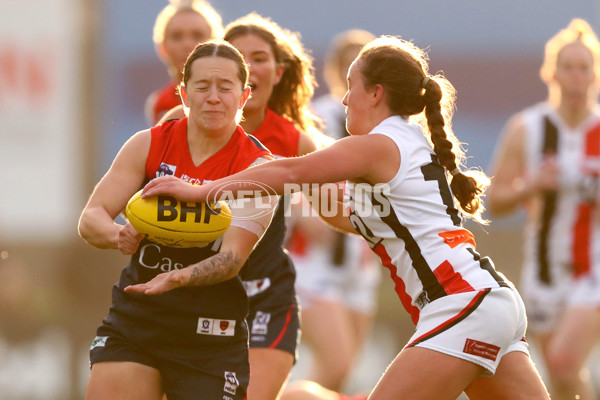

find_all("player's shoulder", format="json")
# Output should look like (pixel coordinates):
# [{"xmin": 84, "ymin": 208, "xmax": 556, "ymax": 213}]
[
  {"xmin": 266, "ymin": 109, "xmax": 299, "ymax": 132},
  {"xmin": 503, "ymin": 102, "xmax": 550, "ymax": 137}
]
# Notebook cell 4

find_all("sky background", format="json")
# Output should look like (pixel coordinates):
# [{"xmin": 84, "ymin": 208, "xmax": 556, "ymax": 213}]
[{"xmin": 97, "ymin": 1, "xmax": 600, "ymax": 178}]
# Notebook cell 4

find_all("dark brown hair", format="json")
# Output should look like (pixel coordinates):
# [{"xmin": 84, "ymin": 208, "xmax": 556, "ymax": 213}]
[
  {"xmin": 358, "ymin": 36, "xmax": 490, "ymax": 222},
  {"xmin": 181, "ymin": 39, "xmax": 249, "ymax": 90}
]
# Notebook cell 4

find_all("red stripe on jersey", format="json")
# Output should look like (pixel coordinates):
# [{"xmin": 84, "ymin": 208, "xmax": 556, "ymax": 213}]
[
  {"xmin": 572, "ymin": 204, "xmax": 592, "ymax": 277},
  {"xmin": 373, "ymin": 243, "xmax": 420, "ymax": 325},
  {"xmin": 572, "ymin": 123, "xmax": 600, "ymax": 276},
  {"xmin": 433, "ymin": 260, "xmax": 475, "ymax": 294},
  {"xmin": 585, "ymin": 123, "xmax": 600, "ymax": 157},
  {"xmin": 407, "ymin": 289, "xmax": 489, "ymax": 348},
  {"xmin": 438, "ymin": 229, "xmax": 476, "ymax": 249},
  {"xmin": 269, "ymin": 304, "xmax": 295, "ymax": 349}
]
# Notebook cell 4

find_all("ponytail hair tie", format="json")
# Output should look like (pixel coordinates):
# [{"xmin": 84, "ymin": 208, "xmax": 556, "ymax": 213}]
[
  {"xmin": 422, "ymin": 75, "xmax": 431, "ymax": 88},
  {"xmin": 449, "ymin": 167, "xmax": 461, "ymax": 176}
]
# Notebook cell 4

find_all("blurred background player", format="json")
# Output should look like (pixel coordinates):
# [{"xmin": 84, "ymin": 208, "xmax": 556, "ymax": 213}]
[
  {"xmin": 144, "ymin": 0, "xmax": 223, "ymax": 125},
  {"xmin": 156, "ymin": 11, "xmax": 325, "ymax": 400},
  {"xmin": 487, "ymin": 18, "xmax": 600, "ymax": 400},
  {"xmin": 285, "ymin": 29, "xmax": 382, "ymax": 392}
]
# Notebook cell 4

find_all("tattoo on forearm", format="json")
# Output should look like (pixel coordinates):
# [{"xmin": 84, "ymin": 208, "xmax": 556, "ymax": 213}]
[{"xmin": 188, "ymin": 250, "xmax": 242, "ymax": 286}]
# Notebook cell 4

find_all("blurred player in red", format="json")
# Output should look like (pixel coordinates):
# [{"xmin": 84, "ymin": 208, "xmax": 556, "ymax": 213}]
[{"xmin": 144, "ymin": 0, "xmax": 223, "ymax": 125}]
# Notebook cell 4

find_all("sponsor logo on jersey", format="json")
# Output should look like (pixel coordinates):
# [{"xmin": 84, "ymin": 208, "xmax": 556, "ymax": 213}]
[
  {"xmin": 138, "ymin": 243, "xmax": 186, "ymax": 271},
  {"xmin": 243, "ymin": 278, "xmax": 271, "ymax": 297},
  {"xmin": 223, "ymin": 371, "xmax": 239, "ymax": 395},
  {"xmin": 90, "ymin": 336, "xmax": 108, "ymax": 350},
  {"xmin": 463, "ymin": 338, "xmax": 500, "ymax": 361},
  {"xmin": 251, "ymin": 311, "xmax": 271, "ymax": 335},
  {"xmin": 156, "ymin": 163, "xmax": 176, "ymax": 177},
  {"xmin": 415, "ymin": 291, "xmax": 430, "ymax": 309},
  {"xmin": 197, "ymin": 317, "xmax": 236, "ymax": 336}
]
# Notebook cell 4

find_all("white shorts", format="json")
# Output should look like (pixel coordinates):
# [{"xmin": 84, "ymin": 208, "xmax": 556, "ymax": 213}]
[
  {"xmin": 291, "ymin": 235, "xmax": 381, "ymax": 314},
  {"xmin": 406, "ymin": 286, "xmax": 530, "ymax": 375},
  {"xmin": 520, "ymin": 267, "xmax": 600, "ymax": 333}
]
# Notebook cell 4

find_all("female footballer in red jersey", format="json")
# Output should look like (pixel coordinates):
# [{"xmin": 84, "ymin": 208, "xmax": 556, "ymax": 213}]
[{"xmin": 79, "ymin": 40, "xmax": 275, "ymax": 400}]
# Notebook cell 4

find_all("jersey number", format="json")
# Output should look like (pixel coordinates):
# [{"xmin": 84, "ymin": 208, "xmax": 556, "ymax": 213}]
[{"xmin": 421, "ymin": 158, "xmax": 461, "ymax": 226}]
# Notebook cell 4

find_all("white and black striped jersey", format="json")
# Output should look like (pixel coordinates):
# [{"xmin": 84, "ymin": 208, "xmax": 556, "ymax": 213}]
[
  {"xmin": 346, "ymin": 116, "xmax": 507, "ymax": 325},
  {"xmin": 521, "ymin": 102, "xmax": 600, "ymax": 286}
]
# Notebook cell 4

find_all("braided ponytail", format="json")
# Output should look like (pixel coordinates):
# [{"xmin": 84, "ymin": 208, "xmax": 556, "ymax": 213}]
[{"xmin": 422, "ymin": 76, "xmax": 490, "ymax": 221}]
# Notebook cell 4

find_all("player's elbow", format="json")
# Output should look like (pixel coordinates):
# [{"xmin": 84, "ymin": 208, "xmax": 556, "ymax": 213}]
[
  {"xmin": 77, "ymin": 212, "xmax": 93, "ymax": 243},
  {"xmin": 77, "ymin": 211, "xmax": 114, "ymax": 249}
]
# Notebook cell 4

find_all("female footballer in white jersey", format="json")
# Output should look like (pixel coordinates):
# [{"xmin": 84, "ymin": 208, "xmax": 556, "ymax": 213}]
[{"xmin": 140, "ymin": 36, "xmax": 550, "ymax": 399}]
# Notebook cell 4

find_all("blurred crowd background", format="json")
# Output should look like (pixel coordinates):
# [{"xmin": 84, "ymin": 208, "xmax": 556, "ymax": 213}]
[{"xmin": 1, "ymin": 1, "xmax": 600, "ymax": 399}]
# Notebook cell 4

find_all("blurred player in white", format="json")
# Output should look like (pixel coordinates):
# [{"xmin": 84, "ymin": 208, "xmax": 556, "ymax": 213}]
[{"xmin": 488, "ymin": 18, "xmax": 600, "ymax": 400}]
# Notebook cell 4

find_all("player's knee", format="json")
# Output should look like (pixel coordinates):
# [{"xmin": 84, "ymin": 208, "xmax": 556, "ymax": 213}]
[
  {"xmin": 545, "ymin": 350, "xmax": 583, "ymax": 385},
  {"xmin": 313, "ymin": 363, "xmax": 351, "ymax": 391}
]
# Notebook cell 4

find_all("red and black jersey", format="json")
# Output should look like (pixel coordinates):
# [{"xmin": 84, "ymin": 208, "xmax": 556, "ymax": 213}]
[{"xmin": 105, "ymin": 117, "xmax": 270, "ymax": 357}]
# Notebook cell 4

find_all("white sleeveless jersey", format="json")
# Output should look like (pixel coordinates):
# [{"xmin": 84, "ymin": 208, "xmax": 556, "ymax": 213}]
[
  {"xmin": 346, "ymin": 116, "xmax": 508, "ymax": 325},
  {"xmin": 521, "ymin": 102, "xmax": 600, "ymax": 286}
]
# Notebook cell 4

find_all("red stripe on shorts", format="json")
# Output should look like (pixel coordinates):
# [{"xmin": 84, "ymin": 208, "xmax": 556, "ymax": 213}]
[
  {"xmin": 407, "ymin": 288, "xmax": 490, "ymax": 347},
  {"xmin": 269, "ymin": 304, "xmax": 295, "ymax": 349}
]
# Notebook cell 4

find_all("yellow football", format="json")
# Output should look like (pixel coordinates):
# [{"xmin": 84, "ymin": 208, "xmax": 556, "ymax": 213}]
[{"xmin": 125, "ymin": 189, "xmax": 232, "ymax": 247}]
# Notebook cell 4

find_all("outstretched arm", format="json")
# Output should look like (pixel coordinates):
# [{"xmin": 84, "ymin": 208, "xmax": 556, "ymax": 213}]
[
  {"xmin": 141, "ymin": 134, "xmax": 398, "ymax": 233},
  {"xmin": 141, "ymin": 133, "xmax": 399, "ymax": 203}
]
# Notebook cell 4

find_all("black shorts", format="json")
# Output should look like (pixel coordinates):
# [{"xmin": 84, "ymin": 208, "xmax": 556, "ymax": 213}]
[
  {"xmin": 247, "ymin": 301, "xmax": 301, "ymax": 361},
  {"xmin": 89, "ymin": 333, "xmax": 249, "ymax": 400}
]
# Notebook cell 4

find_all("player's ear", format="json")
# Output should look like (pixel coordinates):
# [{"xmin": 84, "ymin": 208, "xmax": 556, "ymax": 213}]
[
  {"xmin": 274, "ymin": 62, "xmax": 285, "ymax": 85},
  {"xmin": 179, "ymin": 83, "xmax": 189, "ymax": 108},
  {"xmin": 372, "ymin": 83, "xmax": 385, "ymax": 106},
  {"xmin": 239, "ymin": 86, "xmax": 251, "ymax": 109},
  {"xmin": 156, "ymin": 44, "xmax": 170, "ymax": 64}
]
